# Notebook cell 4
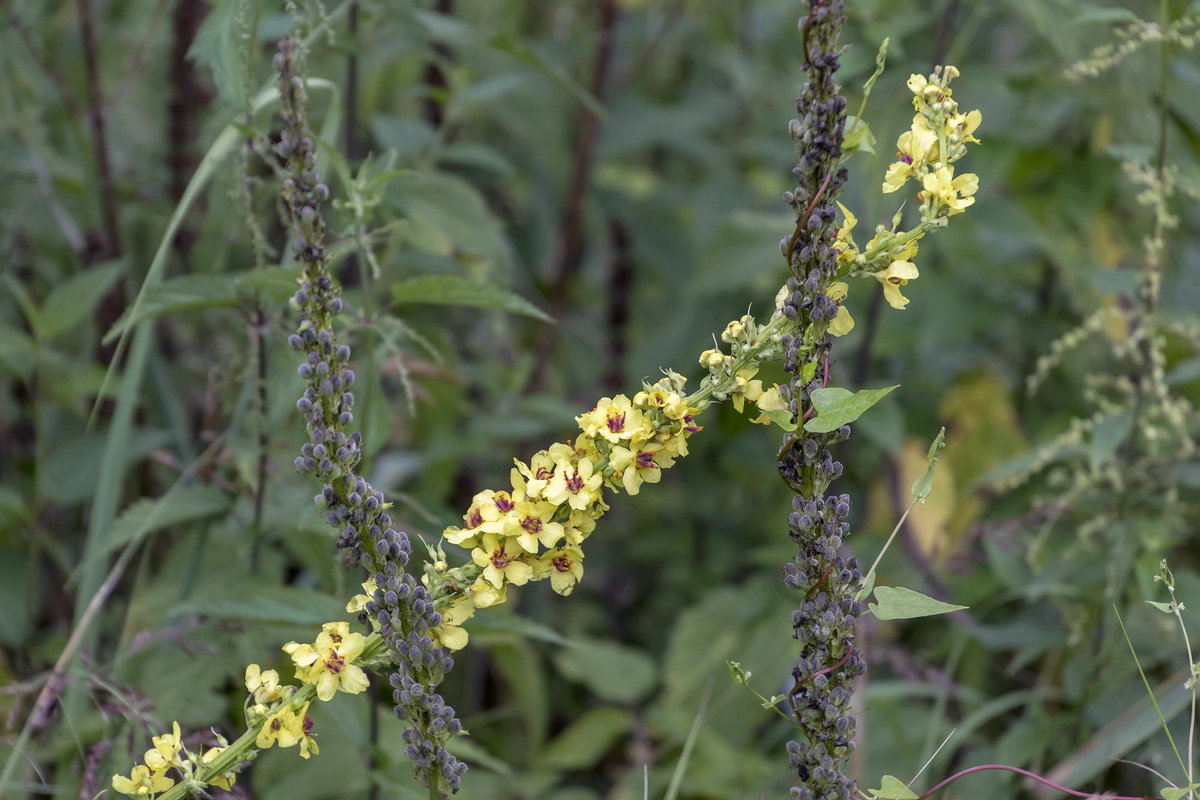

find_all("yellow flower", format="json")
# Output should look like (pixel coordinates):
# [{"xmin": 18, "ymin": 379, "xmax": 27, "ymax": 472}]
[
  {"xmin": 505, "ymin": 499, "xmax": 566, "ymax": 553},
  {"xmin": 445, "ymin": 489, "xmax": 523, "ymax": 547},
  {"xmin": 345, "ymin": 578, "xmax": 377, "ymax": 615},
  {"xmin": 826, "ymin": 282, "xmax": 855, "ymax": 336},
  {"xmin": 577, "ymin": 395, "xmax": 649, "ymax": 444},
  {"xmin": 200, "ymin": 747, "xmax": 236, "ymax": 790},
  {"xmin": 432, "ymin": 597, "xmax": 477, "ymax": 651},
  {"xmin": 283, "ymin": 621, "xmax": 370, "ymax": 702},
  {"xmin": 468, "ymin": 575, "xmax": 508, "ymax": 608},
  {"xmin": 832, "ymin": 202, "xmax": 860, "ymax": 261},
  {"xmin": 513, "ymin": 443, "xmax": 574, "ymax": 499},
  {"xmin": 143, "ymin": 721, "xmax": 183, "ymax": 771},
  {"xmin": 950, "ymin": 108, "xmax": 982, "ymax": 144},
  {"xmin": 245, "ymin": 664, "xmax": 285, "ymax": 705},
  {"xmin": 609, "ymin": 444, "xmax": 667, "ymax": 495},
  {"xmin": 542, "ymin": 456, "xmax": 603, "ymax": 510},
  {"xmin": 633, "ymin": 389, "xmax": 688, "ymax": 420},
  {"xmin": 875, "ymin": 244, "xmax": 920, "ymax": 310},
  {"xmin": 563, "ymin": 509, "xmax": 598, "ymax": 545},
  {"xmin": 299, "ymin": 710, "xmax": 320, "ymax": 759},
  {"xmin": 751, "ymin": 385, "xmax": 789, "ymax": 425},
  {"xmin": 731, "ymin": 367, "xmax": 765, "ymax": 413},
  {"xmin": 471, "ymin": 532, "xmax": 534, "ymax": 588},
  {"xmin": 257, "ymin": 704, "xmax": 304, "ymax": 749},
  {"xmin": 536, "ymin": 545, "xmax": 585, "ymax": 595},
  {"xmin": 921, "ymin": 165, "xmax": 978, "ymax": 215},
  {"xmin": 111, "ymin": 764, "xmax": 174, "ymax": 797}
]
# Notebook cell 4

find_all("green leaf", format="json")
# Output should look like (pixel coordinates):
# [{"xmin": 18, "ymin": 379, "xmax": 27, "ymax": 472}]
[
  {"xmin": 1146, "ymin": 601, "xmax": 1175, "ymax": 614},
  {"xmin": 392, "ymin": 274, "xmax": 552, "ymax": 322},
  {"xmin": 38, "ymin": 262, "xmax": 124, "ymax": 339},
  {"xmin": 536, "ymin": 707, "xmax": 632, "ymax": 771},
  {"xmin": 803, "ymin": 385, "xmax": 899, "ymax": 434},
  {"xmin": 1163, "ymin": 785, "xmax": 1200, "ymax": 800},
  {"xmin": 0, "ymin": 323, "xmax": 36, "ymax": 378},
  {"xmin": 237, "ymin": 266, "xmax": 304, "ymax": 299},
  {"xmin": 554, "ymin": 638, "xmax": 658, "ymax": 703},
  {"xmin": 910, "ymin": 426, "xmax": 947, "ymax": 501},
  {"xmin": 173, "ymin": 587, "xmax": 345, "ymax": 625},
  {"xmin": 843, "ymin": 115, "xmax": 877, "ymax": 156},
  {"xmin": 854, "ymin": 568, "xmax": 877, "ymax": 603},
  {"xmin": 1089, "ymin": 411, "xmax": 1134, "ymax": 470},
  {"xmin": 757, "ymin": 407, "xmax": 799, "ymax": 432},
  {"xmin": 868, "ymin": 586, "xmax": 968, "ymax": 620},
  {"xmin": 105, "ymin": 274, "xmax": 245, "ymax": 342},
  {"xmin": 189, "ymin": 1, "xmax": 247, "ymax": 107},
  {"xmin": 468, "ymin": 610, "xmax": 570, "ymax": 646},
  {"xmin": 868, "ymin": 775, "xmax": 919, "ymax": 800},
  {"xmin": 100, "ymin": 485, "xmax": 231, "ymax": 555}
]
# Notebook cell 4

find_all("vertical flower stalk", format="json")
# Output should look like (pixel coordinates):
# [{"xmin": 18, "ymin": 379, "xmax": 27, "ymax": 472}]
[
  {"xmin": 776, "ymin": 3, "xmax": 866, "ymax": 799},
  {"xmin": 275, "ymin": 37, "xmax": 466, "ymax": 795}
]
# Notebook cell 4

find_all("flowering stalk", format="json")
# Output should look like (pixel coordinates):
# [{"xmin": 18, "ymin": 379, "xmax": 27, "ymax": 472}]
[
  {"xmin": 275, "ymin": 36, "xmax": 465, "ymax": 795},
  {"xmin": 762, "ymin": 3, "xmax": 982, "ymax": 797}
]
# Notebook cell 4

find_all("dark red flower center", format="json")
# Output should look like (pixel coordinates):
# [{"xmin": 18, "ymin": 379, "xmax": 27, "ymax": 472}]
[
  {"xmin": 521, "ymin": 516, "xmax": 542, "ymax": 534},
  {"xmin": 552, "ymin": 555, "xmax": 572, "ymax": 573},
  {"xmin": 565, "ymin": 471, "xmax": 584, "ymax": 493},
  {"xmin": 491, "ymin": 547, "xmax": 512, "ymax": 569},
  {"xmin": 494, "ymin": 494, "xmax": 514, "ymax": 513},
  {"xmin": 606, "ymin": 413, "xmax": 626, "ymax": 433}
]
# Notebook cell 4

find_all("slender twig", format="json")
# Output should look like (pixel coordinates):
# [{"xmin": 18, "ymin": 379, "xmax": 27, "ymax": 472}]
[
  {"xmin": 604, "ymin": 217, "xmax": 634, "ymax": 392},
  {"xmin": 912, "ymin": 763, "xmax": 1159, "ymax": 800},
  {"xmin": 526, "ymin": 0, "xmax": 618, "ymax": 393},
  {"xmin": 420, "ymin": 0, "xmax": 453, "ymax": 128},
  {"xmin": 78, "ymin": 0, "xmax": 122, "ymax": 259}
]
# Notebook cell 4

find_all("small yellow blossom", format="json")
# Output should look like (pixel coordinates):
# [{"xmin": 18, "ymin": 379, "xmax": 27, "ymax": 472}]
[
  {"xmin": 345, "ymin": 578, "xmax": 377, "ymax": 615},
  {"xmin": 609, "ymin": 443, "xmax": 667, "ymax": 495},
  {"xmin": 257, "ymin": 704, "xmax": 304, "ymax": 749},
  {"xmin": 826, "ymin": 282, "xmax": 855, "ymax": 337},
  {"xmin": 469, "ymin": 575, "xmax": 508, "ymax": 608},
  {"xmin": 922, "ymin": 165, "xmax": 978, "ymax": 214},
  {"xmin": 471, "ymin": 532, "xmax": 535, "ymax": 588},
  {"xmin": 950, "ymin": 108, "xmax": 982, "ymax": 144},
  {"xmin": 731, "ymin": 368, "xmax": 765, "ymax": 413},
  {"xmin": 111, "ymin": 764, "xmax": 174, "ymax": 797},
  {"xmin": 513, "ymin": 443, "xmax": 574, "ymax": 499},
  {"xmin": 201, "ymin": 747, "xmax": 236, "ymax": 790},
  {"xmin": 245, "ymin": 664, "xmax": 285, "ymax": 705},
  {"xmin": 432, "ymin": 597, "xmax": 477, "ymax": 651},
  {"xmin": 542, "ymin": 456, "xmax": 603, "ymax": 510},
  {"xmin": 875, "ymin": 244, "xmax": 920, "ymax": 310},
  {"xmin": 563, "ymin": 509, "xmax": 598, "ymax": 545},
  {"xmin": 506, "ymin": 500, "xmax": 566, "ymax": 553},
  {"xmin": 751, "ymin": 385, "xmax": 790, "ymax": 425},
  {"xmin": 143, "ymin": 721, "xmax": 183, "ymax": 771},
  {"xmin": 298, "ymin": 709, "xmax": 320, "ymax": 759},
  {"xmin": 577, "ymin": 395, "xmax": 649, "ymax": 444},
  {"xmin": 633, "ymin": 389, "xmax": 688, "ymax": 420},
  {"xmin": 283, "ymin": 621, "xmax": 370, "ymax": 702},
  {"xmin": 536, "ymin": 545, "xmax": 585, "ymax": 595}
]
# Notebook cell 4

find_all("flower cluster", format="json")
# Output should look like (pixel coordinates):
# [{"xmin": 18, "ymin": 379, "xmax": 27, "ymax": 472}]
[
  {"xmin": 416, "ymin": 374, "xmax": 704, "ymax": 648},
  {"xmin": 110, "ymin": 722, "xmax": 236, "ymax": 799},
  {"xmin": 834, "ymin": 65, "xmax": 981, "ymax": 311}
]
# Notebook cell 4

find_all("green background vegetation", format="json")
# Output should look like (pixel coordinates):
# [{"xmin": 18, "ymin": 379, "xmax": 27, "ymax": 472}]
[{"xmin": 2, "ymin": 0, "xmax": 1199, "ymax": 798}]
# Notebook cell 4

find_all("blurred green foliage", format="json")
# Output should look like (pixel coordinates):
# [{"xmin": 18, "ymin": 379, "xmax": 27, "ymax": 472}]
[{"xmin": 1, "ymin": 1, "xmax": 1199, "ymax": 799}]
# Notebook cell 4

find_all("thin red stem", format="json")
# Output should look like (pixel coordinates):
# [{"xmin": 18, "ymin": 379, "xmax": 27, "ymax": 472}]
[{"xmin": 910, "ymin": 764, "xmax": 1160, "ymax": 800}]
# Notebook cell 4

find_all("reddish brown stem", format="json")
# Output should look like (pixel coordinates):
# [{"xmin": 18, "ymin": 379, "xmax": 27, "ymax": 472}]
[
  {"xmin": 890, "ymin": 763, "xmax": 1160, "ymax": 800},
  {"xmin": 785, "ymin": 169, "xmax": 834, "ymax": 267}
]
